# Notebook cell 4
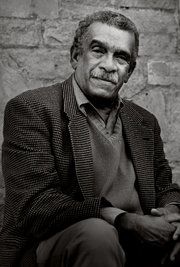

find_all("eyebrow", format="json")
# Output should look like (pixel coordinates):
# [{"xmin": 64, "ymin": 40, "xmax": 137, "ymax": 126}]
[{"xmin": 90, "ymin": 39, "xmax": 131, "ymax": 59}]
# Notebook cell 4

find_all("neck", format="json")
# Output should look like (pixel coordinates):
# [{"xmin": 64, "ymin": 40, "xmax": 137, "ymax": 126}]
[
  {"xmin": 87, "ymin": 95, "xmax": 118, "ymax": 123},
  {"xmin": 87, "ymin": 95, "xmax": 117, "ymax": 110}
]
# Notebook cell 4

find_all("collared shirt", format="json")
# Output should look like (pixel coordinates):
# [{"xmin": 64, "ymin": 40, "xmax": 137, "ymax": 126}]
[
  {"xmin": 73, "ymin": 75, "xmax": 143, "ymax": 215},
  {"xmin": 73, "ymin": 75, "xmax": 122, "ymax": 138}
]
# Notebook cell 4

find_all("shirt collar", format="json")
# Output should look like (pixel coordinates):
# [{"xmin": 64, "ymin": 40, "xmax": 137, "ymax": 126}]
[
  {"xmin": 73, "ymin": 74, "xmax": 89, "ymax": 111},
  {"xmin": 72, "ymin": 74, "xmax": 123, "ymax": 114}
]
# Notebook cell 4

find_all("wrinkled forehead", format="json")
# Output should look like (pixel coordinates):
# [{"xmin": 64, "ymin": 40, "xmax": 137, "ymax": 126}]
[{"xmin": 83, "ymin": 22, "xmax": 135, "ymax": 55}]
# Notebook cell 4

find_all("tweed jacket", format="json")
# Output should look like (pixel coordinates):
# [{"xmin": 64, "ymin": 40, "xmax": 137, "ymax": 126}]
[{"xmin": 0, "ymin": 75, "xmax": 180, "ymax": 267}]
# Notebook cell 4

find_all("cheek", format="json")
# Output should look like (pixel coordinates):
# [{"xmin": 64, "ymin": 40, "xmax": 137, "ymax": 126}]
[
  {"xmin": 79, "ymin": 60, "xmax": 90, "ymax": 80},
  {"xmin": 117, "ymin": 65, "xmax": 130, "ymax": 79},
  {"xmin": 87, "ymin": 56, "xmax": 100, "ymax": 71}
]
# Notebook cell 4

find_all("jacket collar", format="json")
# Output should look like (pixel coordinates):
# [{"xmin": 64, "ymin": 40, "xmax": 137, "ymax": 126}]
[
  {"xmin": 62, "ymin": 75, "xmax": 96, "ymax": 199},
  {"xmin": 63, "ymin": 75, "xmax": 80, "ymax": 118},
  {"xmin": 120, "ymin": 101, "xmax": 155, "ymax": 213}
]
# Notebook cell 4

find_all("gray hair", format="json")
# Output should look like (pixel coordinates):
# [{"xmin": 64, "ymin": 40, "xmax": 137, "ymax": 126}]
[{"xmin": 71, "ymin": 10, "xmax": 139, "ymax": 70}]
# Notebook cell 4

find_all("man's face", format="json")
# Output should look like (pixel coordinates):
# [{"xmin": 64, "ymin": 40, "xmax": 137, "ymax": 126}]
[{"xmin": 72, "ymin": 22, "xmax": 136, "ymax": 102}]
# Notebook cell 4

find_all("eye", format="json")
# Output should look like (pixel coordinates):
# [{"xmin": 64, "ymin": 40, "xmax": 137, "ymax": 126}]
[
  {"xmin": 91, "ymin": 46, "xmax": 105, "ymax": 55},
  {"xmin": 115, "ymin": 53, "xmax": 130, "ymax": 64}
]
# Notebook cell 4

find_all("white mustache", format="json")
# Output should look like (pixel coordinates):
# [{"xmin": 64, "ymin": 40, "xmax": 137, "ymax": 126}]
[{"xmin": 90, "ymin": 70, "xmax": 118, "ymax": 84}]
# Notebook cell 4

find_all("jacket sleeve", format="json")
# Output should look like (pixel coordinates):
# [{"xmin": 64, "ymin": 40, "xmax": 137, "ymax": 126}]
[
  {"xmin": 2, "ymin": 94, "xmax": 101, "ymax": 241},
  {"xmin": 153, "ymin": 116, "xmax": 180, "ymax": 207}
]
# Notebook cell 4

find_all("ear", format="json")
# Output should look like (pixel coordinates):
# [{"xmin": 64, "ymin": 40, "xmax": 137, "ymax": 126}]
[
  {"xmin": 70, "ymin": 45, "xmax": 80, "ymax": 70},
  {"xmin": 124, "ymin": 61, "xmax": 136, "ymax": 83}
]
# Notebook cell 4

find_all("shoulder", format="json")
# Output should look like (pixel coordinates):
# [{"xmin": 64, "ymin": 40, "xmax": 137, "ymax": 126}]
[
  {"xmin": 125, "ymin": 99, "xmax": 155, "ymax": 117},
  {"xmin": 123, "ymin": 99, "xmax": 158, "ymax": 126},
  {"xmin": 5, "ymin": 76, "xmax": 72, "ymax": 113}
]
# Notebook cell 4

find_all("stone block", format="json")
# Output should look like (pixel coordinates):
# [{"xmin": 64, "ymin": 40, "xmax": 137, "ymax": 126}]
[
  {"xmin": 59, "ymin": 4, "xmax": 99, "ymax": 21},
  {"xmin": 43, "ymin": 20, "xmax": 78, "ymax": 49},
  {"xmin": 148, "ymin": 59, "xmax": 180, "ymax": 86},
  {"xmin": 61, "ymin": 0, "xmax": 111, "ymax": 9},
  {"xmin": 62, "ymin": 0, "xmax": 176, "ymax": 10},
  {"xmin": 112, "ymin": 0, "xmax": 177, "ymax": 10},
  {"xmin": 0, "ymin": 18, "xmax": 41, "ymax": 47},
  {"xmin": 0, "ymin": 0, "xmax": 59, "ymax": 18},
  {"xmin": 4, "ymin": 48, "xmax": 72, "ymax": 81},
  {"xmin": 60, "ymin": 5, "xmax": 177, "ymax": 34},
  {"xmin": 31, "ymin": 0, "xmax": 59, "ymax": 18},
  {"xmin": 139, "ymin": 33, "xmax": 176, "ymax": 56},
  {"xmin": 148, "ymin": 60, "xmax": 171, "ymax": 85},
  {"xmin": 123, "ymin": 9, "xmax": 177, "ymax": 34},
  {"xmin": 0, "ymin": 0, "xmax": 31, "ymax": 18}
]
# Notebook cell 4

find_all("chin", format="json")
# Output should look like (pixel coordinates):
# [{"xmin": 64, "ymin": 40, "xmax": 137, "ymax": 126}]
[
  {"xmin": 92, "ymin": 87, "xmax": 116, "ymax": 97},
  {"xmin": 87, "ymin": 93, "xmax": 116, "ymax": 108}
]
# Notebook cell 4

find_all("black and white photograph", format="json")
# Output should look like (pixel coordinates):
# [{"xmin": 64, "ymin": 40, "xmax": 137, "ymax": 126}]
[{"xmin": 0, "ymin": 1, "xmax": 180, "ymax": 266}]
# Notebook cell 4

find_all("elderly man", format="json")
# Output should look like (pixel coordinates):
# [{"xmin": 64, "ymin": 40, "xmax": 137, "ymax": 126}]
[{"xmin": 0, "ymin": 10, "xmax": 180, "ymax": 267}]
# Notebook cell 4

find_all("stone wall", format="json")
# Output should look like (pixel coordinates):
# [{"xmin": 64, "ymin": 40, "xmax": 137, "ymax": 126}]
[{"xmin": 0, "ymin": 0, "xmax": 180, "ymax": 228}]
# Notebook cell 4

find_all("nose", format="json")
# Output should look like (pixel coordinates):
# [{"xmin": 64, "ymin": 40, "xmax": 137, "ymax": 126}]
[{"xmin": 99, "ymin": 54, "xmax": 117, "ymax": 72}]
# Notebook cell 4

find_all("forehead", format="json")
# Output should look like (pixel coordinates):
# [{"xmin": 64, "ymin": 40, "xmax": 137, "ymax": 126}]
[{"xmin": 84, "ymin": 22, "xmax": 135, "ymax": 54}]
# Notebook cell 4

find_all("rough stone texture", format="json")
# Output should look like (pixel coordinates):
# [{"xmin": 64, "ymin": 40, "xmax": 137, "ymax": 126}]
[
  {"xmin": 119, "ymin": 9, "xmax": 177, "ymax": 34},
  {"xmin": 31, "ymin": 0, "xmax": 59, "ymax": 19},
  {"xmin": 178, "ymin": 0, "xmax": 180, "ymax": 54},
  {"xmin": 0, "ymin": 0, "xmax": 32, "ymax": 18},
  {"xmin": 0, "ymin": 0, "xmax": 59, "ymax": 18},
  {"xmin": 43, "ymin": 20, "xmax": 78, "ymax": 49},
  {"xmin": 113, "ymin": 0, "xmax": 177, "ymax": 9},
  {"xmin": 60, "ymin": 5, "xmax": 177, "ymax": 34},
  {"xmin": 0, "ymin": 0, "xmax": 180, "ymax": 228},
  {"xmin": 62, "ymin": 0, "xmax": 177, "ymax": 10},
  {"xmin": 139, "ymin": 33, "xmax": 177, "ymax": 56},
  {"xmin": 148, "ymin": 58, "xmax": 180, "ymax": 85},
  {"xmin": 3, "ymin": 49, "xmax": 72, "ymax": 81},
  {"xmin": 0, "ymin": 18, "xmax": 41, "ymax": 47}
]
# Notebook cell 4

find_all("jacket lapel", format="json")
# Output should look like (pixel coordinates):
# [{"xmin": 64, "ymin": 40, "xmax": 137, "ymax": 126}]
[
  {"xmin": 62, "ymin": 77, "xmax": 156, "ymax": 211},
  {"xmin": 62, "ymin": 76, "xmax": 95, "ymax": 199},
  {"xmin": 120, "ymin": 101, "xmax": 156, "ymax": 213}
]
